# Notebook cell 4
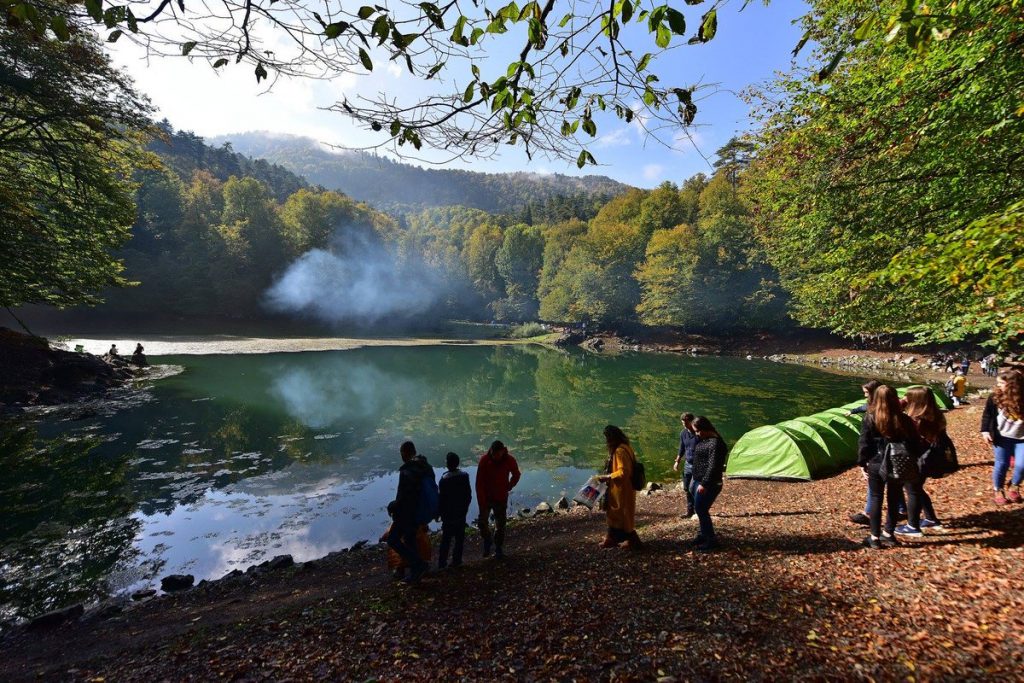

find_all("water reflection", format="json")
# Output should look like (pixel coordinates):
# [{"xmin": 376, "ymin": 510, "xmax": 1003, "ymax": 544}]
[{"xmin": 0, "ymin": 345, "xmax": 865, "ymax": 621}]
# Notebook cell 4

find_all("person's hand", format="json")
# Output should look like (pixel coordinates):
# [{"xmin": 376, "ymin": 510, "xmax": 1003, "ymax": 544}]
[
  {"xmin": 597, "ymin": 475, "xmax": 610, "ymax": 483},
  {"xmin": 672, "ymin": 459, "xmax": 680, "ymax": 473},
  {"xmin": 697, "ymin": 484, "xmax": 705, "ymax": 495},
  {"xmin": 982, "ymin": 432, "xmax": 994, "ymax": 446},
  {"xmin": 861, "ymin": 467, "xmax": 869, "ymax": 480}
]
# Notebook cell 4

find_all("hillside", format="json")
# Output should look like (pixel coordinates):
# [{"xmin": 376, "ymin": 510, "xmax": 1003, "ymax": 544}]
[{"xmin": 212, "ymin": 132, "xmax": 630, "ymax": 217}]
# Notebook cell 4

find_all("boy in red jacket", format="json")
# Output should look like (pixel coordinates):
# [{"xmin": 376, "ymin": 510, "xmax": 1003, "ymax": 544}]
[{"xmin": 475, "ymin": 440, "xmax": 521, "ymax": 559}]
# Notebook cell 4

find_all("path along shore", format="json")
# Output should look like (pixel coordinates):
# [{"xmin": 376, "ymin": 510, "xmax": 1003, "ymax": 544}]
[{"xmin": 2, "ymin": 401, "xmax": 1021, "ymax": 681}]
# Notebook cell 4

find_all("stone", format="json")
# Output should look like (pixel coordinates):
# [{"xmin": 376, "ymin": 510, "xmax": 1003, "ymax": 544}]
[
  {"xmin": 27, "ymin": 603, "xmax": 84, "ymax": 631},
  {"xmin": 267, "ymin": 554, "xmax": 294, "ymax": 571},
  {"xmin": 519, "ymin": 507, "xmax": 534, "ymax": 518},
  {"xmin": 161, "ymin": 574, "xmax": 194, "ymax": 592},
  {"xmin": 351, "ymin": 540, "xmax": 369, "ymax": 551},
  {"xmin": 535, "ymin": 501, "xmax": 553, "ymax": 514},
  {"xmin": 131, "ymin": 589, "xmax": 157, "ymax": 601},
  {"xmin": 556, "ymin": 496, "xmax": 570, "ymax": 510},
  {"xmin": 222, "ymin": 569, "xmax": 244, "ymax": 581}
]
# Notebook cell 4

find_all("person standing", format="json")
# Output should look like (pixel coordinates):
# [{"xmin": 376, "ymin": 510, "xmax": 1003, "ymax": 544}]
[
  {"xmin": 597, "ymin": 425, "xmax": 642, "ymax": 549},
  {"xmin": 672, "ymin": 413, "xmax": 698, "ymax": 518},
  {"xmin": 688, "ymin": 416, "xmax": 729, "ymax": 552},
  {"xmin": 437, "ymin": 452, "xmax": 472, "ymax": 568},
  {"xmin": 948, "ymin": 370, "xmax": 968, "ymax": 407},
  {"xmin": 982, "ymin": 369, "xmax": 1024, "ymax": 505},
  {"xmin": 386, "ymin": 441, "xmax": 433, "ymax": 583},
  {"xmin": 901, "ymin": 387, "xmax": 949, "ymax": 533},
  {"xmin": 475, "ymin": 440, "xmax": 521, "ymax": 559},
  {"xmin": 857, "ymin": 386, "xmax": 922, "ymax": 549}
]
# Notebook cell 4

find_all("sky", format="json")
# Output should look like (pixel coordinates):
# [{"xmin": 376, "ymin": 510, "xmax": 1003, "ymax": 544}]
[{"xmin": 110, "ymin": 0, "xmax": 809, "ymax": 188}]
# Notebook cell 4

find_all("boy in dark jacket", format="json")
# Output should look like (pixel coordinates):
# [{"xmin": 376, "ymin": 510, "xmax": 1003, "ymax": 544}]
[{"xmin": 437, "ymin": 452, "xmax": 472, "ymax": 568}]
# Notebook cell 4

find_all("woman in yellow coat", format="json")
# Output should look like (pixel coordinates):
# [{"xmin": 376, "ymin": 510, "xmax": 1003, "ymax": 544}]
[{"xmin": 597, "ymin": 425, "xmax": 642, "ymax": 550}]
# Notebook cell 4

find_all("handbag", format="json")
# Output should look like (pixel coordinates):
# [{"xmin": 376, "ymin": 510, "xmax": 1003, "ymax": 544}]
[{"xmin": 880, "ymin": 439, "xmax": 919, "ymax": 482}]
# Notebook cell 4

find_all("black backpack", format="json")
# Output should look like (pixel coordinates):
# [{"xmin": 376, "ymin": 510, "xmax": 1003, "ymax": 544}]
[
  {"xmin": 631, "ymin": 458, "xmax": 647, "ymax": 491},
  {"xmin": 919, "ymin": 434, "xmax": 959, "ymax": 479},
  {"xmin": 880, "ymin": 440, "xmax": 919, "ymax": 483}
]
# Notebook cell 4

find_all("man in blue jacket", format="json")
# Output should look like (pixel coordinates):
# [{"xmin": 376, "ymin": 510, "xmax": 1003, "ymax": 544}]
[
  {"xmin": 387, "ymin": 441, "xmax": 432, "ymax": 583},
  {"xmin": 673, "ymin": 413, "xmax": 698, "ymax": 518}
]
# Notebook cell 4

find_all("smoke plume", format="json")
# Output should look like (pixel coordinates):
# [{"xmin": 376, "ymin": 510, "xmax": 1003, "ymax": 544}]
[{"xmin": 265, "ymin": 229, "xmax": 440, "ymax": 325}]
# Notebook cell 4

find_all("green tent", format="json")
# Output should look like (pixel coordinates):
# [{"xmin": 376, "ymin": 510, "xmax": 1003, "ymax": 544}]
[
  {"xmin": 726, "ymin": 384, "xmax": 949, "ymax": 481},
  {"xmin": 725, "ymin": 424, "xmax": 826, "ymax": 481},
  {"xmin": 897, "ymin": 385, "xmax": 954, "ymax": 410}
]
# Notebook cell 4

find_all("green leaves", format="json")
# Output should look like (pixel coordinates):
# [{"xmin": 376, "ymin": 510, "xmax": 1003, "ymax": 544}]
[
  {"xmin": 576, "ymin": 149, "xmax": 596, "ymax": 168},
  {"xmin": 665, "ymin": 8, "xmax": 686, "ymax": 35},
  {"xmin": 464, "ymin": 81, "xmax": 476, "ymax": 103},
  {"xmin": 358, "ymin": 48, "xmax": 373, "ymax": 71},
  {"xmin": 696, "ymin": 8, "xmax": 717, "ymax": 42},
  {"xmin": 324, "ymin": 22, "xmax": 350, "ymax": 39},
  {"xmin": 254, "ymin": 62, "xmax": 268, "ymax": 82},
  {"xmin": 181, "ymin": 41, "xmax": 197, "ymax": 56}
]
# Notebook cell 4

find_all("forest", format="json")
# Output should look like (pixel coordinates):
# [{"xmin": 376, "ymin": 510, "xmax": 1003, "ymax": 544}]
[{"xmin": 2, "ymin": 0, "xmax": 1021, "ymax": 349}]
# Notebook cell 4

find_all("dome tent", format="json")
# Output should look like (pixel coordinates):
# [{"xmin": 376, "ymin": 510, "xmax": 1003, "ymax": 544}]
[{"xmin": 726, "ymin": 384, "xmax": 949, "ymax": 481}]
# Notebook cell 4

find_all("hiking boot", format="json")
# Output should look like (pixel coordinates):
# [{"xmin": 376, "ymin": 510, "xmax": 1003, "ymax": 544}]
[
  {"xmin": 863, "ymin": 536, "xmax": 882, "ymax": 550},
  {"xmin": 994, "ymin": 491, "xmax": 1009, "ymax": 506},
  {"xmin": 894, "ymin": 524, "xmax": 922, "ymax": 538},
  {"xmin": 483, "ymin": 539, "xmax": 493, "ymax": 557},
  {"xmin": 1008, "ymin": 489, "xmax": 1022, "ymax": 503},
  {"xmin": 879, "ymin": 533, "xmax": 900, "ymax": 548},
  {"xmin": 920, "ymin": 518, "xmax": 944, "ymax": 531},
  {"xmin": 849, "ymin": 512, "xmax": 870, "ymax": 526}
]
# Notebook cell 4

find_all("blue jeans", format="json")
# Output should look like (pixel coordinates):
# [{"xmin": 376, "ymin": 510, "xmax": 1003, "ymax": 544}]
[
  {"xmin": 993, "ymin": 435, "xmax": 1024, "ymax": 489},
  {"xmin": 438, "ymin": 519, "xmax": 466, "ymax": 568},
  {"xmin": 387, "ymin": 522, "xmax": 426, "ymax": 572},
  {"xmin": 683, "ymin": 464, "xmax": 694, "ymax": 512},
  {"xmin": 690, "ymin": 479, "xmax": 722, "ymax": 545}
]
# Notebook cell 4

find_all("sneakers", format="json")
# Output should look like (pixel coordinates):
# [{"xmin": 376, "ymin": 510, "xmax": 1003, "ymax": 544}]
[
  {"xmin": 894, "ymin": 524, "xmax": 923, "ymax": 538},
  {"xmin": 863, "ymin": 536, "xmax": 882, "ymax": 550},
  {"xmin": 920, "ymin": 518, "xmax": 944, "ymax": 531},
  {"xmin": 994, "ymin": 491, "xmax": 1009, "ymax": 506},
  {"xmin": 1008, "ymin": 489, "xmax": 1022, "ymax": 503},
  {"xmin": 849, "ymin": 512, "xmax": 870, "ymax": 526},
  {"xmin": 879, "ymin": 533, "xmax": 900, "ymax": 548}
]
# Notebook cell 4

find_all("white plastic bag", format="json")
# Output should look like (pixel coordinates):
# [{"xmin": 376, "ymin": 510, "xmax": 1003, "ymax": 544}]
[{"xmin": 573, "ymin": 476, "xmax": 607, "ymax": 510}]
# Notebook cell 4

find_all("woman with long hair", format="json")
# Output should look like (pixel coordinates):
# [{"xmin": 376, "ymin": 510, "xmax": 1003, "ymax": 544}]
[
  {"xmin": 596, "ymin": 425, "xmax": 642, "ymax": 550},
  {"xmin": 688, "ymin": 416, "xmax": 729, "ymax": 552},
  {"xmin": 857, "ymin": 385, "xmax": 922, "ymax": 549},
  {"xmin": 902, "ymin": 387, "xmax": 948, "ymax": 531},
  {"xmin": 982, "ymin": 369, "xmax": 1024, "ymax": 505}
]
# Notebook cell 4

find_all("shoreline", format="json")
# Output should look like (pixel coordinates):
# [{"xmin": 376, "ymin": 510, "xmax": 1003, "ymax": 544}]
[{"xmin": 3, "ymin": 406, "xmax": 1022, "ymax": 680}]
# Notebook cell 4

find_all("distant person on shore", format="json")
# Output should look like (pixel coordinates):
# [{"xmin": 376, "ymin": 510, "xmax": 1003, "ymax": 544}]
[
  {"xmin": 982, "ymin": 369, "xmax": 1024, "ymax": 506},
  {"xmin": 672, "ymin": 413, "xmax": 698, "ymax": 518},
  {"xmin": 948, "ymin": 371, "xmax": 968, "ymax": 407},
  {"xmin": 901, "ymin": 387, "xmax": 952, "ymax": 534},
  {"xmin": 858, "ymin": 385, "xmax": 922, "ymax": 549},
  {"xmin": 475, "ymin": 440, "xmax": 521, "ymax": 559},
  {"xmin": 386, "ymin": 441, "xmax": 434, "ymax": 583},
  {"xmin": 131, "ymin": 343, "xmax": 147, "ymax": 366},
  {"xmin": 437, "ymin": 452, "xmax": 472, "ymax": 569},
  {"xmin": 688, "ymin": 416, "xmax": 729, "ymax": 552},
  {"xmin": 108, "ymin": 343, "xmax": 118, "ymax": 357},
  {"xmin": 960, "ymin": 357, "xmax": 971, "ymax": 375},
  {"xmin": 597, "ymin": 425, "xmax": 642, "ymax": 550}
]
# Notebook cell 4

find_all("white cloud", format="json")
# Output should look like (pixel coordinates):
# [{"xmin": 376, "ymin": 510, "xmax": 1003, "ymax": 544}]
[
  {"xmin": 386, "ymin": 61, "xmax": 403, "ymax": 78},
  {"xmin": 595, "ymin": 126, "xmax": 633, "ymax": 148},
  {"xmin": 642, "ymin": 163, "xmax": 664, "ymax": 181}
]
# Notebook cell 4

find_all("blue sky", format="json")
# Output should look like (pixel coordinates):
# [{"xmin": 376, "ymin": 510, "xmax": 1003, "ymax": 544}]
[{"xmin": 111, "ymin": 0, "xmax": 808, "ymax": 188}]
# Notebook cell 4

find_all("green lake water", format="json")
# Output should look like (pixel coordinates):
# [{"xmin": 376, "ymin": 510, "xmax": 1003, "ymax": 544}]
[{"xmin": 0, "ymin": 344, "xmax": 866, "ymax": 622}]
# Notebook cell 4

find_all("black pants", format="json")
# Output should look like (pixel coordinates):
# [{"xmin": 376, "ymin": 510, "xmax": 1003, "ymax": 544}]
[
  {"xmin": 919, "ymin": 477, "xmax": 938, "ymax": 523},
  {"xmin": 478, "ymin": 501, "xmax": 507, "ymax": 549},
  {"xmin": 866, "ymin": 468, "xmax": 921, "ymax": 537},
  {"xmin": 438, "ymin": 518, "xmax": 466, "ymax": 568}
]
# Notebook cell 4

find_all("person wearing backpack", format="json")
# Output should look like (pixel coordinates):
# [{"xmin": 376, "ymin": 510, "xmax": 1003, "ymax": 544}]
[
  {"xmin": 596, "ymin": 425, "xmax": 642, "ymax": 550},
  {"xmin": 687, "ymin": 416, "xmax": 728, "ymax": 553},
  {"xmin": 982, "ymin": 368, "xmax": 1024, "ymax": 505},
  {"xmin": 475, "ymin": 440, "xmax": 521, "ymax": 560},
  {"xmin": 386, "ymin": 441, "xmax": 434, "ymax": 583},
  {"xmin": 902, "ymin": 386, "xmax": 954, "ymax": 533},
  {"xmin": 437, "ymin": 452, "xmax": 472, "ymax": 569},
  {"xmin": 857, "ymin": 386, "xmax": 923, "ymax": 549}
]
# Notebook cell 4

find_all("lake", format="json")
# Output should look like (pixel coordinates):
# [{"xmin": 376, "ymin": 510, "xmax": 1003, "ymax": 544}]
[{"xmin": 0, "ymin": 343, "xmax": 866, "ymax": 621}]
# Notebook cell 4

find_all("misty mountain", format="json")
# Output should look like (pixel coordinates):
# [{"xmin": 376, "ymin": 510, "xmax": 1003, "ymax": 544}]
[{"xmin": 211, "ymin": 132, "xmax": 631, "ymax": 216}]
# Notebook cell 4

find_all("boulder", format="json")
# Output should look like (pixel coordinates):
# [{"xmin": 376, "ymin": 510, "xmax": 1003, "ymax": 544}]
[
  {"xmin": 580, "ymin": 337, "xmax": 605, "ymax": 352},
  {"xmin": 131, "ymin": 588, "xmax": 157, "ymax": 601},
  {"xmin": 161, "ymin": 574, "xmax": 195, "ymax": 592},
  {"xmin": 535, "ymin": 501, "xmax": 553, "ymax": 514},
  {"xmin": 556, "ymin": 496, "xmax": 570, "ymax": 510},
  {"xmin": 27, "ymin": 603, "xmax": 84, "ymax": 631},
  {"xmin": 553, "ymin": 329, "xmax": 586, "ymax": 347}
]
